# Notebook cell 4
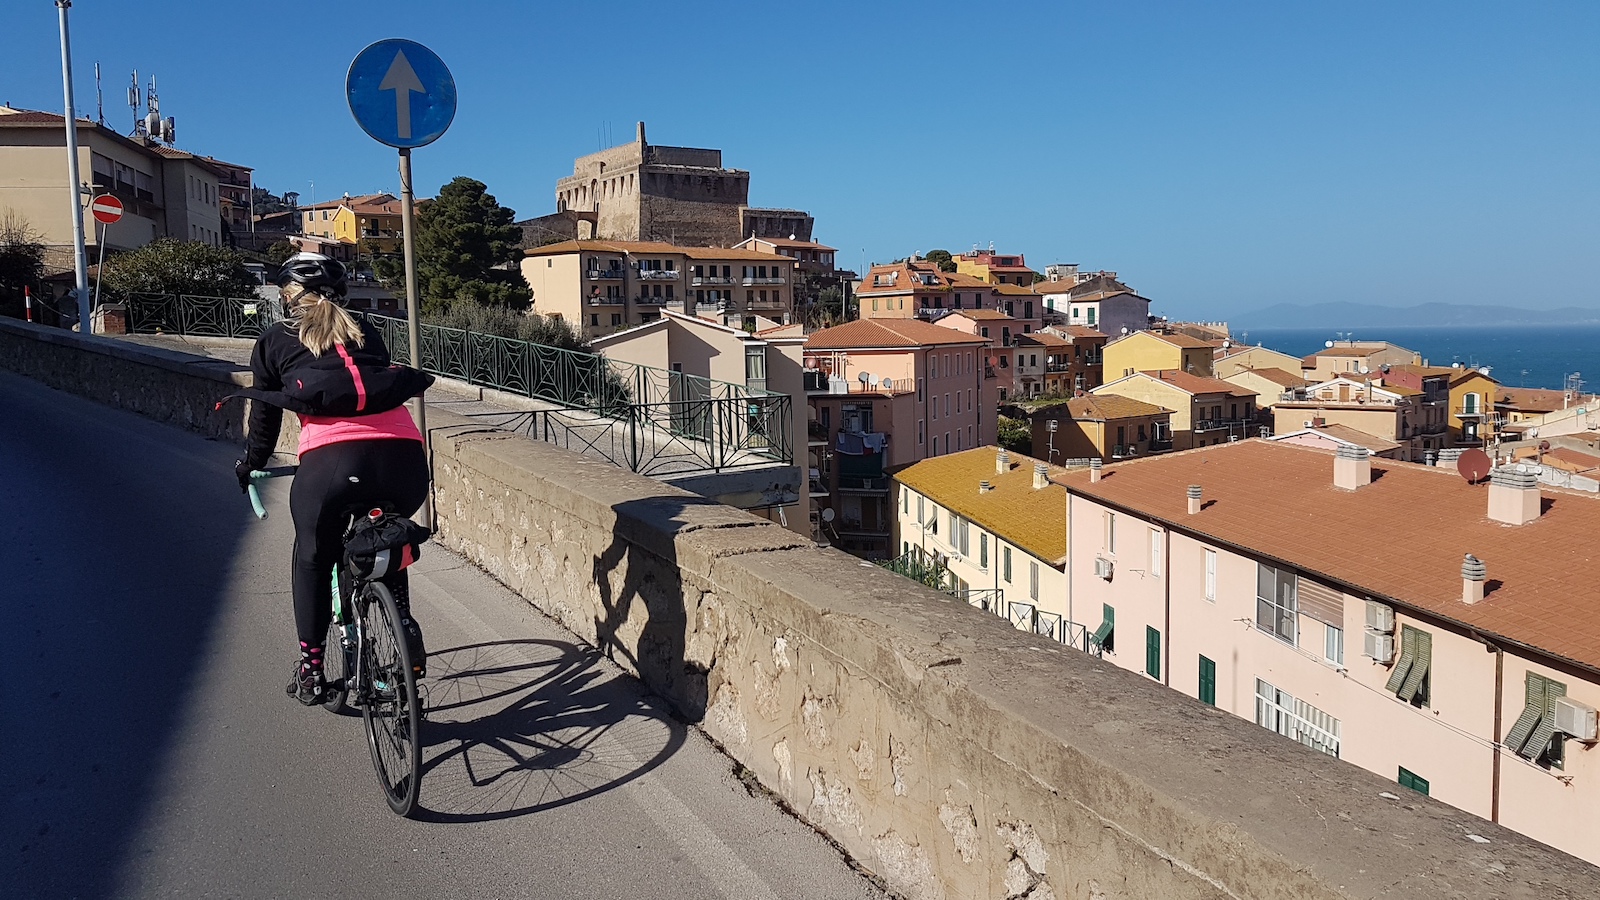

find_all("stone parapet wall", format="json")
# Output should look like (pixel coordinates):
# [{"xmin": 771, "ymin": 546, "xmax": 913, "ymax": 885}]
[{"xmin": 5, "ymin": 316, "xmax": 1598, "ymax": 898}]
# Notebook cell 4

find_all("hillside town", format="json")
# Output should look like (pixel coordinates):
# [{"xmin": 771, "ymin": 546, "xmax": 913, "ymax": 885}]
[{"xmin": 9, "ymin": 102, "xmax": 1600, "ymax": 870}]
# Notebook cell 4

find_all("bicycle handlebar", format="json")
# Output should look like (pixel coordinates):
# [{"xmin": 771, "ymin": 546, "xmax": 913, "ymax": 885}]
[{"xmin": 246, "ymin": 466, "xmax": 298, "ymax": 519}]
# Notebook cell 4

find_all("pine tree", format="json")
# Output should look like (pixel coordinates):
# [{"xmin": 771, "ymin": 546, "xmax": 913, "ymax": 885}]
[{"xmin": 410, "ymin": 177, "xmax": 529, "ymax": 313}]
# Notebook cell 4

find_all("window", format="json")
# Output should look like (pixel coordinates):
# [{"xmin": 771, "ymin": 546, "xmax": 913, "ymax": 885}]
[
  {"xmin": 916, "ymin": 378, "xmax": 924, "ymax": 402},
  {"xmin": 1002, "ymin": 547, "xmax": 1012, "ymax": 583},
  {"xmin": 1104, "ymin": 512, "xmax": 1116, "ymax": 553},
  {"xmin": 1146, "ymin": 627, "xmax": 1161, "ymax": 679},
  {"xmin": 1150, "ymin": 530, "xmax": 1162, "ymax": 577},
  {"xmin": 932, "ymin": 436, "xmax": 939, "ymax": 455},
  {"xmin": 917, "ymin": 495, "xmax": 924, "ymax": 526},
  {"xmin": 1504, "ymin": 672, "xmax": 1568, "ymax": 768},
  {"xmin": 979, "ymin": 533, "xmax": 988, "ymax": 569},
  {"xmin": 1029, "ymin": 561, "xmax": 1039, "ymax": 600},
  {"xmin": 918, "ymin": 419, "xmax": 925, "ymax": 445},
  {"xmin": 902, "ymin": 489, "xmax": 909, "ymax": 514},
  {"xmin": 1255, "ymin": 563, "xmax": 1297, "ymax": 644},
  {"xmin": 1198, "ymin": 656, "xmax": 1216, "ymax": 705},
  {"xmin": 1397, "ymin": 767, "xmax": 1429, "ymax": 796},
  {"xmin": 1384, "ymin": 625, "xmax": 1431, "ymax": 706},
  {"xmin": 1092, "ymin": 604, "xmax": 1114, "ymax": 653},
  {"xmin": 958, "ymin": 517, "xmax": 970, "ymax": 557},
  {"xmin": 590, "ymin": 314, "xmax": 600, "ymax": 327},
  {"xmin": 1325, "ymin": 624, "xmax": 1345, "ymax": 666},
  {"xmin": 1255, "ymin": 679, "xmax": 1340, "ymax": 758}
]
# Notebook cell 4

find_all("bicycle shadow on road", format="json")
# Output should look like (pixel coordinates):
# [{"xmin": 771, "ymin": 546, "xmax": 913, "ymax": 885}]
[{"xmin": 411, "ymin": 637, "xmax": 686, "ymax": 824}]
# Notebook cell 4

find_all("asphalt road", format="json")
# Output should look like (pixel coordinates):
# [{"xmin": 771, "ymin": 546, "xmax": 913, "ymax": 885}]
[{"xmin": 0, "ymin": 370, "xmax": 886, "ymax": 900}]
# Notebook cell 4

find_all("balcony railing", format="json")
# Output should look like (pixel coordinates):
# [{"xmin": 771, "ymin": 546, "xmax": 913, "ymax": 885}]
[
  {"xmin": 585, "ymin": 295, "xmax": 624, "ymax": 306},
  {"xmin": 692, "ymin": 276, "xmax": 735, "ymax": 285},
  {"xmin": 915, "ymin": 308, "xmax": 954, "ymax": 322},
  {"xmin": 586, "ymin": 270, "xmax": 624, "ymax": 280},
  {"xmin": 837, "ymin": 475, "xmax": 890, "ymax": 492},
  {"xmin": 1193, "ymin": 418, "xmax": 1254, "ymax": 433},
  {"xmin": 1045, "ymin": 362, "xmax": 1072, "ymax": 373},
  {"xmin": 1454, "ymin": 406, "xmax": 1489, "ymax": 417},
  {"xmin": 1147, "ymin": 438, "xmax": 1174, "ymax": 452},
  {"xmin": 742, "ymin": 276, "xmax": 785, "ymax": 285},
  {"xmin": 635, "ymin": 295, "xmax": 670, "ymax": 305},
  {"xmin": 638, "ymin": 270, "xmax": 680, "ymax": 280},
  {"xmin": 1112, "ymin": 444, "xmax": 1138, "ymax": 459}
]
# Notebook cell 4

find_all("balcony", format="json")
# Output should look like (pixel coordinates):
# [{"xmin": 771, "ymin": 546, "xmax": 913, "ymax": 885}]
[
  {"xmin": 692, "ymin": 276, "xmax": 735, "ymax": 285},
  {"xmin": 635, "ymin": 294, "xmax": 670, "ymax": 305},
  {"xmin": 742, "ymin": 277, "xmax": 785, "ymax": 286},
  {"xmin": 1147, "ymin": 438, "xmax": 1174, "ymax": 452},
  {"xmin": 1045, "ymin": 361, "xmax": 1072, "ymax": 373},
  {"xmin": 586, "ymin": 269, "xmax": 624, "ymax": 280},
  {"xmin": 1111, "ymin": 444, "xmax": 1139, "ymax": 459},
  {"xmin": 915, "ymin": 308, "xmax": 954, "ymax": 322},
  {"xmin": 836, "ymin": 475, "xmax": 890, "ymax": 493},
  {"xmin": 1193, "ymin": 418, "xmax": 1254, "ymax": 433},
  {"xmin": 807, "ymin": 420, "xmax": 829, "ymax": 443},
  {"xmin": 1454, "ymin": 405, "xmax": 1489, "ymax": 417},
  {"xmin": 639, "ymin": 270, "xmax": 680, "ymax": 281},
  {"xmin": 748, "ymin": 297, "xmax": 787, "ymax": 309},
  {"xmin": 585, "ymin": 295, "xmax": 624, "ymax": 306}
]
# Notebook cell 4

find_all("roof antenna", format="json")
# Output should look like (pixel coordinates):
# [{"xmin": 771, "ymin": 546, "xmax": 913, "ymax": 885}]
[{"xmin": 94, "ymin": 63, "xmax": 103, "ymax": 126}]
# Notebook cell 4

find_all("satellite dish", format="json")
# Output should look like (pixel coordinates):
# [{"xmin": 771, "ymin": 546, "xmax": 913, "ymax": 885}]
[
  {"xmin": 1358, "ymin": 364, "xmax": 1369, "ymax": 375},
  {"xmin": 1457, "ymin": 448, "xmax": 1492, "ymax": 484},
  {"xmin": 868, "ymin": 374, "xmax": 880, "ymax": 387},
  {"xmin": 1121, "ymin": 327, "xmax": 1130, "ymax": 335},
  {"xmin": 857, "ymin": 371, "xmax": 872, "ymax": 384},
  {"xmin": 1539, "ymin": 440, "xmax": 1552, "ymax": 452},
  {"xmin": 821, "ymin": 508, "xmax": 835, "ymax": 523},
  {"xmin": 1325, "ymin": 340, "xmax": 1335, "ymax": 348},
  {"xmin": 1222, "ymin": 340, "xmax": 1231, "ymax": 349},
  {"xmin": 881, "ymin": 377, "xmax": 894, "ymax": 390}
]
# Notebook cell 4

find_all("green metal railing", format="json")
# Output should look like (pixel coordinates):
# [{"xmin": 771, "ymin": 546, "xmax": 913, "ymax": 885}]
[{"xmin": 123, "ymin": 295, "xmax": 792, "ymax": 476}]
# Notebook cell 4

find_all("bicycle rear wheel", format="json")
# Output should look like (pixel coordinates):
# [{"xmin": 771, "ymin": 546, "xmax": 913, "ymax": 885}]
[
  {"xmin": 357, "ymin": 580, "xmax": 422, "ymax": 816},
  {"xmin": 321, "ymin": 617, "xmax": 351, "ymax": 714}
]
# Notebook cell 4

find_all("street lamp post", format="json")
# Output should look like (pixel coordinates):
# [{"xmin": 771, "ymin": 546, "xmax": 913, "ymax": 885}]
[{"xmin": 56, "ymin": 0, "xmax": 90, "ymax": 332}]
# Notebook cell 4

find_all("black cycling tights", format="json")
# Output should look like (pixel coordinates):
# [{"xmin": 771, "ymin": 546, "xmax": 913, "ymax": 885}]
[{"xmin": 289, "ymin": 438, "xmax": 429, "ymax": 646}]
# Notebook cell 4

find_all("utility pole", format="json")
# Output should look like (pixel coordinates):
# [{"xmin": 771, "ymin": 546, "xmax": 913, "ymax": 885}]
[{"xmin": 56, "ymin": 0, "xmax": 90, "ymax": 332}]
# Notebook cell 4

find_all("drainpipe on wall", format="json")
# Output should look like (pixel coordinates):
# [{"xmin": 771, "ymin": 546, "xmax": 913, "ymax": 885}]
[
  {"xmin": 1163, "ymin": 524, "xmax": 1172, "ymax": 687},
  {"xmin": 1064, "ymin": 493, "xmax": 1073, "ymax": 646},
  {"xmin": 1474, "ymin": 632, "xmax": 1505, "ymax": 823}
]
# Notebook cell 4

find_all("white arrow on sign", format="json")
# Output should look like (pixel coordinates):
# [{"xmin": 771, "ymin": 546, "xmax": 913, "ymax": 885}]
[{"xmin": 379, "ymin": 49, "xmax": 425, "ymax": 140}]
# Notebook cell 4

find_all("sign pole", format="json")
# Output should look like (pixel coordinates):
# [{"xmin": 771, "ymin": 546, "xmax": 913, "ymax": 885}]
[
  {"xmin": 398, "ymin": 146, "xmax": 431, "ymax": 525},
  {"xmin": 92, "ymin": 219, "xmax": 107, "ymax": 312},
  {"xmin": 56, "ymin": 0, "xmax": 90, "ymax": 333}
]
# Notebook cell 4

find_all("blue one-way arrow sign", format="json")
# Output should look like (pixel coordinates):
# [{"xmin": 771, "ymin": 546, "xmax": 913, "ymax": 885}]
[{"xmin": 346, "ymin": 39, "xmax": 456, "ymax": 149}]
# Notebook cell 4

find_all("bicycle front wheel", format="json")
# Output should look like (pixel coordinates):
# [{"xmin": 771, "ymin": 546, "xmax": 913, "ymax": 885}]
[{"xmin": 357, "ymin": 580, "xmax": 422, "ymax": 816}]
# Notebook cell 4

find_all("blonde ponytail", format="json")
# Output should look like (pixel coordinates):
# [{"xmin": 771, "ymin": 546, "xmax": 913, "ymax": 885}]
[{"xmin": 282, "ymin": 283, "xmax": 365, "ymax": 356}]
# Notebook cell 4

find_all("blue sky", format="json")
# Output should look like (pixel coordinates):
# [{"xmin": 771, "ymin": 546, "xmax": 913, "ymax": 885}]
[{"xmin": 7, "ymin": 1, "xmax": 1598, "ymax": 320}]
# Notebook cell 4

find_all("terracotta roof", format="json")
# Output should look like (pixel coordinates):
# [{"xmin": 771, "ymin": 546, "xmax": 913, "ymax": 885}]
[
  {"xmin": 991, "ymin": 283, "xmax": 1041, "ymax": 296},
  {"xmin": 944, "ymin": 309, "xmax": 1016, "ymax": 322},
  {"xmin": 1147, "ymin": 331, "xmax": 1215, "ymax": 350},
  {"xmin": 523, "ymin": 239, "xmax": 790, "ymax": 262},
  {"xmin": 1136, "ymin": 370, "xmax": 1256, "ymax": 397},
  {"xmin": 1497, "ymin": 388, "xmax": 1579, "ymax": 413},
  {"xmin": 1055, "ymin": 325, "xmax": 1107, "ymax": 340},
  {"xmin": 1227, "ymin": 367, "xmax": 1310, "ymax": 389},
  {"xmin": 1068, "ymin": 395, "xmax": 1170, "ymax": 421},
  {"xmin": 1016, "ymin": 332, "xmax": 1072, "ymax": 349},
  {"xmin": 747, "ymin": 236, "xmax": 838, "ymax": 252},
  {"xmin": 299, "ymin": 192, "xmax": 394, "ymax": 211},
  {"xmin": 1272, "ymin": 424, "xmax": 1402, "ymax": 454},
  {"xmin": 1059, "ymin": 440, "xmax": 1600, "ymax": 672},
  {"xmin": 1513, "ymin": 447, "xmax": 1600, "ymax": 474},
  {"xmin": 805, "ymin": 318, "xmax": 992, "ymax": 350},
  {"xmin": 1382, "ymin": 364, "xmax": 1455, "ymax": 378},
  {"xmin": 895, "ymin": 448, "xmax": 1068, "ymax": 565}
]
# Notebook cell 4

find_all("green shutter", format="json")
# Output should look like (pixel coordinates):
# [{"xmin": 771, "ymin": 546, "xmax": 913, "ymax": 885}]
[
  {"xmin": 1397, "ymin": 628, "xmax": 1431, "ymax": 703},
  {"xmin": 1198, "ymin": 656, "xmax": 1216, "ymax": 706},
  {"xmin": 1398, "ymin": 767, "xmax": 1429, "ymax": 796},
  {"xmin": 1384, "ymin": 628, "xmax": 1416, "ymax": 694},
  {"xmin": 1146, "ymin": 626, "xmax": 1161, "ymax": 679},
  {"xmin": 1504, "ymin": 673, "xmax": 1549, "ymax": 757},
  {"xmin": 1092, "ymin": 604, "xmax": 1115, "ymax": 653},
  {"xmin": 1523, "ymin": 680, "xmax": 1567, "ymax": 761}
]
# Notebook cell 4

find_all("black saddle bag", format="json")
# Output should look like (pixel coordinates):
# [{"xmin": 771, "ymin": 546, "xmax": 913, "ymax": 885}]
[{"xmin": 344, "ymin": 513, "xmax": 431, "ymax": 581}]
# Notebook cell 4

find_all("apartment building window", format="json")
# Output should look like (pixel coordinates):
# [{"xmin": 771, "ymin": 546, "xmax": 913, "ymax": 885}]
[
  {"xmin": 944, "ymin": 394, "xmax": 950, "ymax": 417},
  {"xmin": 916, "ymin": 378, "xmax": 924, "ymax": 402},
  {"xmin": 590, "ymin": 314, "xmax": 600, "ymax": 327},
  {"xmin": 916, "ymin": 495, "xmax": 924, "ymax": 527},
  {"xmin": 1255, "ymin": 679, "xmax": 1340, "ymax": 758},
  {"xmin": 1384, "ymin": 625, "xmax": 1431, "ymax": 706},
  {"xmin": 1145, "ymin": 627, "xmax": 1161, "ymax": 679},
  {"xmin": 1397, "ymin": 768, "xmax": 1429, "ymax": 796},
  {"xmin": 1255, "ymin": 563, "xmax": 1297, "ymax": 645},
  {"xmin": 1002, "ymin": 547, "xmax": 1012, "ymax": 583},
  {"xmin": 1198, "ymin": 656, "xmax": 1216, "ymax": 705},
  {"xmin": 1093, "ymin": 604, "xmax": 1114, "ymax": 653},
  {"xmin": 1149, "ymin": 530, "xmax": 1162, "ymax": 577},
  {"xmin": 1204, "ymin": 549, "xmax": 1217, "ymax": 601},
  {"xmin": 1505, "ymin": 672, "xmax": 1568, "ymax": 768},
  {"xmin": 958, "ymin": 517, "xmax": 970, "ymax": 557},
  {"xmin": 1029, "ymin": 561, "xmax": 1039, "ymax": 601},
  {"xmin": 1104, "ymin": 512, "xmax": 1116, "ymax": 553},
  {"xmin": 918, "ymin": 419, "xmax": 925, "ymax": 445},
  {"xmin": 932, "ymin": 436, "xmax": 939, "ymax": 455},
  {"xmin": 979, "ymin": 534, "xmax": 988, "ymax": 569},
  {"xmin": 1325, "ymin": 625, "xmax": 1345, "ymax": 666}
]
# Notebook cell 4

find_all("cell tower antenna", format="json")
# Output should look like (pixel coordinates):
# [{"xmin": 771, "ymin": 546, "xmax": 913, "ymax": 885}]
[
  {"xmin": 128, "ymin": 70, "xmax": 141, "ymax": 134},
  {"xmin": 94, "ymin": 62, "xmax": 103, "ymax": 125}
]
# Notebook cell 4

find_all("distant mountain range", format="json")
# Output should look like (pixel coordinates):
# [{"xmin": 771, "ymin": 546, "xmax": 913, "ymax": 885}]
[{"xmin": 1234, "ymin": 302, "xmax": 1600, "ymax": 329}]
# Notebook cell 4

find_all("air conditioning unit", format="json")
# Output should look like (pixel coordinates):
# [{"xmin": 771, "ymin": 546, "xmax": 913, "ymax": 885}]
[
  {"xmin": 1554, "ymin": 697, "xmax": 1599, "ymax": 742},
  {"xmin": 1093, "ymin": 557, "xmax": 1114, "ymax": 580},
  {"xmin": 1363, "ymin": 630, "xmax": 1396, "ymax": 664},
  {"xmin": 1365, "ymin": 600, "xmax": 1395, "ymax": 634}
]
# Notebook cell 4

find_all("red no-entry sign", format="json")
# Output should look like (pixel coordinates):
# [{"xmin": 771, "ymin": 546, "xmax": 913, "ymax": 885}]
[{"xmin": 90, "ymin": 194, "xmax": 124, "ymax": 225}]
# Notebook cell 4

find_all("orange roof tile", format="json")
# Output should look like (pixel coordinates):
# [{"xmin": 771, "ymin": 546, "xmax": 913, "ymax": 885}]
[
  {"xmin": 1228, "ymin": 367, "xmax": 1311, "ymax": 389},
  {"xmin": 1137, "ymin": 370, "xmax": 1257, "ymax": 397},
  {"xmin": 1058, "ymin": 440, "xmax": 1600, "ymax": 672},
  {"xmin": 805, "ymin": 318, "xmax": 992, "ymax": 350},
  {"xmin": 944, "ymin": 309, "xmax": 1017, "ymax": 322},
  {"xmin": 1148, "ymin": 331, "xmax": 1216, "ymax": 350},
  {"xmin": 1068, "ymin": 395, "xmax": 1171, "ymax": 421}
]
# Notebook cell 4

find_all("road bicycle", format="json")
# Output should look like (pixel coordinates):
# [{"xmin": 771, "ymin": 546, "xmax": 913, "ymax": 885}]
[{"xmin": 247, "ymin": 467, "xmax": 425, "ymax": 816}]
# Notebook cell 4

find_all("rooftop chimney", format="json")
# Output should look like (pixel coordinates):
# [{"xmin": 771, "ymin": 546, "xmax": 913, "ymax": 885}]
[
  {"xmin": 1462, "ymin": 554, "xmax": 1486, "ymax": 605},
  {"xmin": 996, "ymin": 449, "xmax": 1010, "ymax": 474},
  {"xmin": 1333, "ymin": 444, "xmax": 1372, "ymax": 490},
  {"xmin": 1033, "ymin": 463, "xmax": 1049, "ymax": 490},
  {"xmin": 979, "ymin": 480, "xmax": 993, "ymax": 494},
  {"xmin": 1089, "ymin": 457, "xmax": 1103, "ymax": 483},
  {"xmin": 1187, "ymin": 484, "xmax": 1203, "ymax": 515},
  {"xmin": 1487, "ymin": 468, "xmax": 1541, "ymax": 526}
]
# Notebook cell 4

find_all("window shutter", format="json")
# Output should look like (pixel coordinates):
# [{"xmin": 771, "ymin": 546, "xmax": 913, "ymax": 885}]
[
  {"xmin": 1296, "ymin": 578, "xmax": 1344, "ymax": 627},
  {"xmin": 1504, "ymin": 673, "xmax": 1548, "ymax": 757},
  {"xmin": 1523, "ymin": 680, "xmax": 1567, "ymax": 761},
  {"xmin": 1146, "ymin": 626, "xmax": 1161, "ymax": 679},
  {"xmin": 1384, "ymin": 628, "xmax": 1417, "ymax": 694},
  {"xmin": 1396, "ymin": 629, "xmax": 1431, "ymax": 703}
]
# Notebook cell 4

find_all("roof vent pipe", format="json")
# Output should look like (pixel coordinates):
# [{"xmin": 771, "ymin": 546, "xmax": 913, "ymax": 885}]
[
  {"xmin": 1089, "ymin": 457, "xmax": 1103, "ymax": 483},
  {"xmin": 1187, "ymin": 484, "xmax": 1203, "ymax": 515},
  {"xmin": 1334, "ymin": 444, "xmax": 1372, "ymax": 490},
  {"xmin": 1033, "ymin": 463, "xmax": 1049, "ymax": 490},
  {"xmin": 1462, "ymin": 553, "xmax": 1486, "ymax": 605},
  {"xmin": 979, "ymin": 480, "xmax": 993, "ymax": 494},
  {"xmin": 1487, "ymin": 468, "xmax": 1541, "ymax": 526},
  {"xmin": 996, "ymin": 449, "xmax": 1010, "ymax": 474}
]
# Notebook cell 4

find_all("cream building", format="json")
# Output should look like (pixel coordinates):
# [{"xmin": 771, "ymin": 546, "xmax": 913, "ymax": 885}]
[
  {"xmin": 1213, "ymin": 344, "xmax": 1305, "ymax": 379},
  {"xmin": 522, "ymin": 239, "xmax": 797, "ymax": 340},
  {"xmin": 1095, "ymin": 370, "xmax": 1257, "ymax": 449},
  {"xmin": 894, "ymin": 448, "xmax": 1069, "ymax": 634},
  {"xmin": 1055, "ymin": 439, "xmax": 1600, "ymax": 864},
  {"xmin": 1103, "ymin": 330, "xmax": 1216, "ymax": 379}
]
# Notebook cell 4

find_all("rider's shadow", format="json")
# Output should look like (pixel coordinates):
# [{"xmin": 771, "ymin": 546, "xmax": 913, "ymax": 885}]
[{"xmin": 410, "ymin": 638, "xmax": 686, "ymax": 823}]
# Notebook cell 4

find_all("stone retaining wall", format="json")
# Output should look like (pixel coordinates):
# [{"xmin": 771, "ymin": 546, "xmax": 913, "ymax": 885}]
[{"xmin": 4, "ymin": 315, "xmax": 1596, "ymax": 899}]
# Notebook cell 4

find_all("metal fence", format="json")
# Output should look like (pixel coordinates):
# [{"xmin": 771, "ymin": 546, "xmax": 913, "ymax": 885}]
[{"xmin": 122, "ymin": 294, "xmax": 791, "ymax": 476}]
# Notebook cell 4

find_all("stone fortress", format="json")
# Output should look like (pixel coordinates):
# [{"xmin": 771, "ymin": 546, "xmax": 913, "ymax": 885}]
[{"xmin": 523, "ymin": 122, "xmax": 813, "ymax": 249}]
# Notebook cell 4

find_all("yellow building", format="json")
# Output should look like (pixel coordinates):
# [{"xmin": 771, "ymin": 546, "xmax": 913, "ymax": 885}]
[
  {"xmin": 1094, "ymin": 370, "xmax": 1257, "ymax": 449},
  {"xmin": 1213, "ymin": 344, "xmax": 1304, "ymax": 379},
  {"xmin": 299, "ymin": 193, "xmax": 406, "ymax": 261},
  {"xmin": 1448, "ymin": 368, "xmax": 1501, "ymax": 446},
  {"xmin": 1029, "ymin": 395, "xmax": 1174, "ymax": 462},
  {"xmin": 951, "ymin": 249, "xmax": 1039, "ymax": 286},
  {"xmin": 1102, "ymin": 330, "xmax": 1215, "ymax": 380}
]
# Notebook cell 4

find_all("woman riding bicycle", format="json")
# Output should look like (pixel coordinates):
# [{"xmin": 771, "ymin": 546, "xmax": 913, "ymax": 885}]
[{"xmin": 233, "ymin": 252, "xmax": 431, "ymax": 705}]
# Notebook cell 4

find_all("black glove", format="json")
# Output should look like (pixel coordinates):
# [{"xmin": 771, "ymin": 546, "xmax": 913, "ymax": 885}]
[{"xmin": 234, "ymin": 458, "xmax": 255, "ymax": 494}]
